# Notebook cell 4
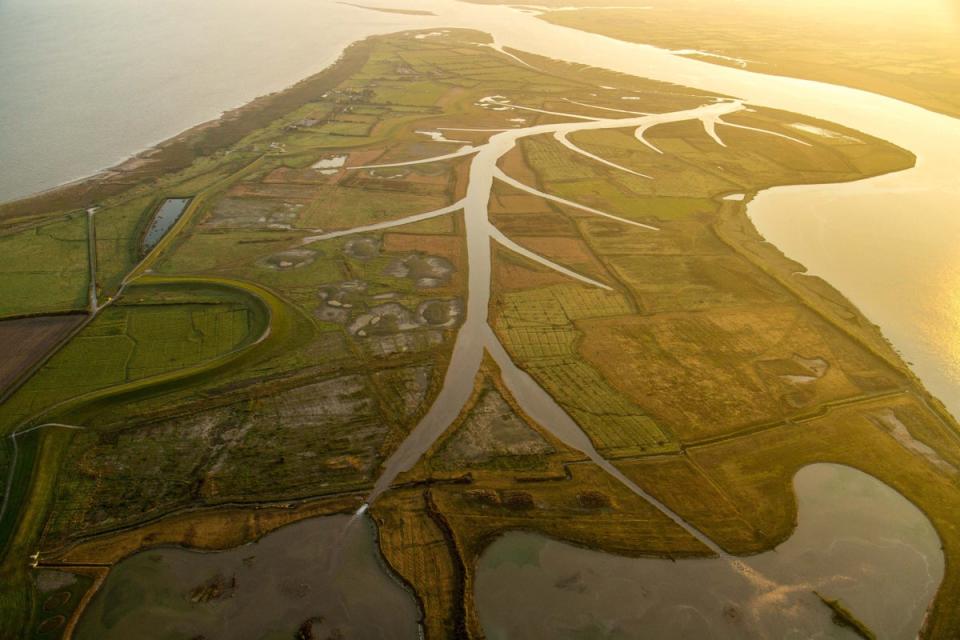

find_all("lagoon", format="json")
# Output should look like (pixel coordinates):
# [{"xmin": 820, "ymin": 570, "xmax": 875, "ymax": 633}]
[
  {"xmin": 75, "ymin": 514, "xmax": 420, "ymax": 639},
  {"xmin": 475, "ymin": 464, "xmax": 944, "ymax": 640}
]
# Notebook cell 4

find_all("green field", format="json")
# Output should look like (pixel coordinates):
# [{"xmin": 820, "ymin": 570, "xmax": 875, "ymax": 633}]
[
  {"xmin": 0, "ymin": 282, "xmax": 267, "ymax": 433},
  {"xmin": 0, "ymin": 216, "xmax": 90, "ymax": 317}
]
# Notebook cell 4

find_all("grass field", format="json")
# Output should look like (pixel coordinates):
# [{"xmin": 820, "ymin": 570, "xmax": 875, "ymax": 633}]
[
  {"xmin": 0, "ymin": 315, "xmax": 85, "ymax": 395},
  {"xmin": 0, "ymin": 279, "xmax": 279, "ymax": 577},
  {"xmin": 0, "ymin": 429, "xmax": 42, "ymax": 557},
  {"xmin": 0, "ymin": 216, "xmax": 90, "ymax": 318},
  {"xmin": 0, "ymin": 282, "xmax": 267, "ymax": 433}
]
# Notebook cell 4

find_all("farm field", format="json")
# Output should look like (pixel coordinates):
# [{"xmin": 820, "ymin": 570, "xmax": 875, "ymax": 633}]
[
  {"xmin": 0, "ymin": 281, "xmax": 268, "ymax": 434},
  {"xmin": 0, "ymin": 216, "xmax": 90, "ymax": 318},
  {"xmin": 0, "ymin": 27, "xmax": 957, "ymax": 640},
  {"xmin": 0, "ymin": 316, "xmax": 86, "ymax": 396}
]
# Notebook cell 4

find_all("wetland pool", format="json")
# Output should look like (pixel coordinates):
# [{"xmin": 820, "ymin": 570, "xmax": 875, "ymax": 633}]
[
  {"xmin": 141, "ymin": 197, "xmax": 191, "ymax": 252},
  {"xmin": 75, "ymin": 514, "xmax": 420, "ymax": 640},
  {"xmin": 475, "ymin": 463, "xmax": 944, "ymax": 640},
  {"xmin": 74, "ymin": 464, "xmax": 944, "ymax": 639}
]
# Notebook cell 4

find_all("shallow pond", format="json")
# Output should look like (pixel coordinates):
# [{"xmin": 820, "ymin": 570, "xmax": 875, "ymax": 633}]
[
  {"xmin": 142, "ymin": 197, "xmax": 190, "ymax": 253},
  {"xmin": 75, "ymin": 514, "xmax": 420, "ymax": 640},
  {"xmin": 475, "ymin": 463, "xmax": 944, "ymax": 639}
]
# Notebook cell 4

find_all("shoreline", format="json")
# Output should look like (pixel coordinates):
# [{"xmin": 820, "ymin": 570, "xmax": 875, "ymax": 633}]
[
  {"xmin": 0, "ymin": 37, "xmax": 377, "ymax": 225},
  {"xmin": 726, "ymin": 192, "xmax": 958, "ymax": 427}
]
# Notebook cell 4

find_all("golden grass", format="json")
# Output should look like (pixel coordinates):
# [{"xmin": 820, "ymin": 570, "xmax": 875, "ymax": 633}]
[
  {"xmin": 578, "ymin": 303, "xmax": 900, "ymax": 441},
  {"xmin": 372, "ymin": 489, "xmax": 460, "ymax": 640},
  {"xmin": 48, "ymin": 494, "xmax": 362, "ymax": 565}
]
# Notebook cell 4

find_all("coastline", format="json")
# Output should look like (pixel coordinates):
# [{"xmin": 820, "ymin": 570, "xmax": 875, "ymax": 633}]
[
  {"xmin": 0, "ymin": 38, "xmax": 376, "ymax": 226},
  {"xmin": 722, "ymin": 191, "xmax": 958, "ymax": 427}
]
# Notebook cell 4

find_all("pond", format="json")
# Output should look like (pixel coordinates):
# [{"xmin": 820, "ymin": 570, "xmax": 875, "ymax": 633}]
[
  {"xmin": 141, "ymin": 197, "xmax": 190, "ymax": 253},
  {"xmin": 475, "ymin": 463, "xmax": 943, "ymax": 639},
  {"xmin": 75, "ymin": 514, "xmax": 420, "ymax": 640}
]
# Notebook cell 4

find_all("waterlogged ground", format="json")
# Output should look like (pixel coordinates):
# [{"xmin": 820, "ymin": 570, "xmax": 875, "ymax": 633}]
[
  {"xmin": 75, "ymin": 515, "xmax": 419, "ymax": 639},
  {"xmin": 476, "ymin": 464, "xmax": 944, "ymax": 640}
]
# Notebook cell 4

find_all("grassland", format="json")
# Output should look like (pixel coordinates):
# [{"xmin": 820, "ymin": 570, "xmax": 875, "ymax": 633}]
[
  {"xmin": 0, "ymin": 281, "xmax": 268, "ymax": 433},
  {"xmin": 0, "ymin": 278, "xmax": 278, "ymax": 572},
  {"xmin": 0, "ymin": 215, "xmax": 90, "ymax": 318},
  {"xmin": 489, "ymin": 100, "xmax": 914, "ymax": 448},
  {"xmin": 0, "ymin": 27, "xmax": 958, "ymax": 640}
]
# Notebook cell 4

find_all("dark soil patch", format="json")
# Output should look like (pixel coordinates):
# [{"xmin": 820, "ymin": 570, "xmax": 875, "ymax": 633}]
[{"xmin": 0, "ymin": 313, "xmax": 85, "ymax": 396}]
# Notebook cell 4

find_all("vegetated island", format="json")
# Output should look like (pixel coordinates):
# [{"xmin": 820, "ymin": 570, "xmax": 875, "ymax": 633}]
[{"xmin": 0, "ymin": 28, "xmax": 958, "ymax": 640}]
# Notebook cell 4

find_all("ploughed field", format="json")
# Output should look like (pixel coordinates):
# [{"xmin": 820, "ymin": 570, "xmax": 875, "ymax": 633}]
[
  {"xmin": 0, "ymin": 28, "xmax": 958, "ymax": 640},
  {"xmin": 0, "ymin": 316, "xmax": 86, "ymax": 396}
]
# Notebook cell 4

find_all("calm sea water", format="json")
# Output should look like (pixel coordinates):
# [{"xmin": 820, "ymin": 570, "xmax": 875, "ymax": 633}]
[{"xmin": 0, "ymin": 0, "xmax": 414, "ymax": 202}]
